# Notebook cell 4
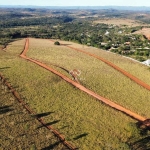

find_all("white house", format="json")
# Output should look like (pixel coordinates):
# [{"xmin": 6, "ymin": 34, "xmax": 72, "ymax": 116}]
[
  {"xmin": 105, "ymin": 30, "xmax": 109, "ymax": 35},
  {"xmin": 142, "ymin": 59, "xmax": 150, "ymax": 66}
]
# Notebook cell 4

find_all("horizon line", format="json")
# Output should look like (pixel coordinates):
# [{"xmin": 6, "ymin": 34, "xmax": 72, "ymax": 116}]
[{"xmin": 0, "ymin": 5, "xmax": 150, "ymax": 7}]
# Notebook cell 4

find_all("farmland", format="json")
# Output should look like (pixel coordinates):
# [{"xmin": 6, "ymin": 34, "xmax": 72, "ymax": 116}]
[
  {"xmin": 0, "ymin": 73, "xmax": 68, "ymax": 149},
  {"xmin": 0, "ymin": 7, "xmax": 150, "ymax": 149},
  {"xmin": 134, "ymin": 27, "xmax": 150, "ymax": 40},
  {"xmin": 0, "ymin": 38, "xmax": 150, "ymax": 149},
  {"xmin": 94, "ymin": 18, "xmax": 146, "ymax": 27},
  {"xmin": 27, "ymin": 38, "xmax": 150, "ymax": 117}
]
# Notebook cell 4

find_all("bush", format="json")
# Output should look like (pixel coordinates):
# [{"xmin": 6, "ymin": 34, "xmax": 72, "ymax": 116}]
[{"xmin": 54, "ymin": 41, "xmax": 60, "ymax": 45}]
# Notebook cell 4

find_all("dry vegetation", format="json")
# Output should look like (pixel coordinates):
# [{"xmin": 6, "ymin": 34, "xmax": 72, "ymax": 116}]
[
  {"xmin": 134, "ymin": 27, "xmax": 150, "ymax": 39},
  {"xmin": 27, "ymin": 38, "xmax": 150, "ymax": 117},
  {"xmin": 94, "ymin": 18, "xmax": 147, "ymax": 27},
  {"xmin": 0, "ymin": 38, "xmax": 150, "ymax": 149},
  {"xmin": 0, "ymin": 76, "xmax": 67, "ymax": 149},
  {"xmin": 52, "ymin": 39, "xmax": 150, "ymax": 85}
]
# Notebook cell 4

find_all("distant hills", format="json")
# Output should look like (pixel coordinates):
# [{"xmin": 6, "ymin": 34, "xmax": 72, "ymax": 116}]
[{"xmin": 0, "ymin": 5, "xmax": 150, "ymax": 11}]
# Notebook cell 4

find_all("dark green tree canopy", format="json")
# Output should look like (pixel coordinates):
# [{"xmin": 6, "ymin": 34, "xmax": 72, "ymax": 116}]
[{"xmin": 54, "ymin": 41, "xmax": 60, "ymax": 45}]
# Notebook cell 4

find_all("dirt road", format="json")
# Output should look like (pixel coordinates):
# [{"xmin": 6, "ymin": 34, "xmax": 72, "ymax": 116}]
[
  {"xmin": 63, "ymin": 45, "xmax": 150, "ymax": 91},
  {"xmin": 20, "ymin": 38, "xmax": 148, "ymax": 123}
]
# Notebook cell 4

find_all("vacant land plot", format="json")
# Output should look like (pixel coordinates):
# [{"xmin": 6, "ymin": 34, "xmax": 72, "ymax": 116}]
[
  {"xmin": 28, "ymin": 38, "xmax": 150, "ymax": 117},
  {"xmin": 51, "ymin": 39, "xmax": 150, "ymax": 85},
  {"xmin": 94, "ymin": 18, "xmax": 146, "ymax": 27},
  {"xmin": 134, "ymin": 27, "xmax": 150, "ymax": 39},
  {"xmin": 0, "ymin": 39, "xmax": 150, "ymax": 149},
  {"xmin": 0, "ymin": 78, "xmax": 67, "ymax": 149}
]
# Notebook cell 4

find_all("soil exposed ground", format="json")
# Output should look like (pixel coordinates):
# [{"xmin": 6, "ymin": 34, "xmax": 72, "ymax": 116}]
[
  {"xmin": 93, "ymin": 18, "xmax": 146, "ymax": 27},
  {"xmin": 0, "ymin": 80, "xmax": 68, "ymax": 149},
  {"xmin": 134, "ymin": 27, "xmax": 150, "ymax": 40}
]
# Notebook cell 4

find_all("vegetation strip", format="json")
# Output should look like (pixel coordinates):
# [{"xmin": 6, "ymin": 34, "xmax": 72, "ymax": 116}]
[
  {"xmin": 63, "ymin": 43, "xmax": 150, "ymax": 91},
  {"xmin": 0, "ymin": 72, "xmax": 77, "ymax": 150},
  {"xmin": 20, "ymin": 38, "xmax": 149, "ymax": 125}
]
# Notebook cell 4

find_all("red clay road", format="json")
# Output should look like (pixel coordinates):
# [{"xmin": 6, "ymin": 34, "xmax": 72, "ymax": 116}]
[
  {"xmin": 50, "ymin": 39, "xmax": 150, "ymax": 91},
  {"xmin": 65, "ymin": 44, "xmax": 150, "ymax": 91},
  {"xmin": 20, "ymin": 38, "xmax": 148, "ymax": 123}
]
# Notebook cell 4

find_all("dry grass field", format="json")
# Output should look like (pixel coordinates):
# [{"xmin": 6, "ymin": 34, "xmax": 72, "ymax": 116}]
[
  {"xmin": 134, "ymin": 27, "xmax": 150, "ymax": 39},
  {"xmin": 51, "ymin": 39, "xmax": 150, "ymax": 85},
  {"xmin": 0, "ymin": 38, "xmax": 150, "ymax": 149},
  {"xmin": 0, "ymin": 78, "xmax": 67, "ymax": 149},
  {"xmin": 94, "ymin": 18, "xmax": 147, "ymax": 27},
  {"xmin": 27, "ymin": 38, "xmax": 150, "ymax": 117}
]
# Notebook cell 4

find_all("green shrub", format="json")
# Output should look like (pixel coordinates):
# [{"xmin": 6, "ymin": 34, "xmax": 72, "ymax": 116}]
[{"xmin": 54, "ymin": 41, "xmax": 60, "ymax": 45}]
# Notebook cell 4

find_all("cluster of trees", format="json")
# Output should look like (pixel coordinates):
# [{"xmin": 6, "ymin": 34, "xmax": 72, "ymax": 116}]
[{"xmin": 0, "ymin": 8, "xmax": 149, "ymax": 61}]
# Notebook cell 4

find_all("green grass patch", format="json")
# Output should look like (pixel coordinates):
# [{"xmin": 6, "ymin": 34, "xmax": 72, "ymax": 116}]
[
  {"xmin": 0, "ymin": 38, "xmax": 150, "ymax": 149},
  {"xmin": 0, "ymin": 76, "xmax": 66, "ymax": 149}
]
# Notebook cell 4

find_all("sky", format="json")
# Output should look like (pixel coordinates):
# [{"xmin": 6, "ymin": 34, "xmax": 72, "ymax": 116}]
[{"xmin": 0, "ymin": 0, "xmax": 150, "ymax": 6}]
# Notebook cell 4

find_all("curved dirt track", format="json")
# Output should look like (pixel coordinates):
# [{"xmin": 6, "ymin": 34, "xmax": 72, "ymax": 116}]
[
  {"xmin": 20, "ymin": 38, "xmax": 149, "ymax": 123},
  {"xmin": 50, "ymin": 39, "xmax": 150, "ymax": 91},
  {"xmin": 59, "ymin": 42, "xmax": 150, "ymax": 91}
]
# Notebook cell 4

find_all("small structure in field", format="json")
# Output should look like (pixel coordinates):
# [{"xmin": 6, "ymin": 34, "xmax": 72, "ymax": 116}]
[{"xmin": 142, "ymin": 59, "xmax": 150, "ymax": 66}]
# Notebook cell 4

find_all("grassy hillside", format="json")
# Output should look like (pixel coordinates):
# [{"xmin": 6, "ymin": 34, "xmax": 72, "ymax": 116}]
[
  {"xmin": 0, "ymin": 38, "xmax": 150, "ymax": 149},
  {"xmin": 0, "ymin": 74, "xmax": 67, "ymax": 149},
  {"xmin": 27, "ymin": 38, "xmax": 150, "ymax": 118}
]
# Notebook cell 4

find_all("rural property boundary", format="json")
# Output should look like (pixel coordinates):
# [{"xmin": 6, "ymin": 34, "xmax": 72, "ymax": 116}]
[
  {"xmin": 52, "ymin": 40, "xmax": 150, "ymax": 92},
  {"xmin": 0, "ymin": 61, "xmax": 77, "ymax": 149},
  {"xmin": 20, "ymin": 38, "xmax": 150, "ymax": 129}
]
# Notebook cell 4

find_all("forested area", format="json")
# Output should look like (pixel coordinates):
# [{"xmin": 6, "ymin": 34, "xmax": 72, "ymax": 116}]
[{"xmin": 0, "ymin": 8, "xmax": 150, "ymax": 61}]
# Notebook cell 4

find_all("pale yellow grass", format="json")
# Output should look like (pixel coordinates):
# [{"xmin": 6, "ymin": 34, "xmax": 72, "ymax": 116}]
[
  {"xmin": 94, "ymin": 18, "xmax": 146, "ymax": 27},
  {"xmin": 28, "ymin": 38, "xmax": 150, "ymax": 118},
  {"xmin": 49, "ymin": 38, "xmax": 150, "ymax": 86},
  {"xmin": 1, "ymin": 38, "xmax": 150, "ymax": 149},
  {"xmin": 134, "ymin": 27, "xmax": 150, "ymax": 39},
  {"xmin": 135, "ymin": 28, "xmax": 150, "ymax": 34},
  {"xmin": 0, "ymin": 39, "xmax": 137, "ymax": 149}
]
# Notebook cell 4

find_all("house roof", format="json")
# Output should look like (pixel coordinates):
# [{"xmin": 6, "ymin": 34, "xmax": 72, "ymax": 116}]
[{"xmin": 142, "ymin": 59, "xmax": 150, "ymax": 66}]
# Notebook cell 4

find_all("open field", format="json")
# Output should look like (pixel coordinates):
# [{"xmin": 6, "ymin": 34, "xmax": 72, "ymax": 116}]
[
  {"xmin": 27, "ymin": 38, "xmax": 150, "ymax": 117},
  {"xmin": 134, "ymin": 27, "xmax": 150, "ymax": 40},
  {"xmin": 51, "ymin": 39, "xmax": 150, "ymax": 85},
  {"xmin": 0, "ymin": 38, "xmax": 150, "ymax": 149},
  {"xmin": 93, "ymin": 18, "xmax": 147, "ymax": 27},
  {"xmin": 0, "ymin": 77, "xmax": 67, "ymax": 149}
]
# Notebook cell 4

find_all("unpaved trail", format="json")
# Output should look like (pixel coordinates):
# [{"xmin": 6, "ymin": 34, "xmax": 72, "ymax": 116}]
[
  {"xmin": 1, "ymin": 39, "xmax": 77, "ymax": 150},
  {"xmin": 0, "ymin": 73, "xmax": 76, "ymax": 150},
  {"xmin": 63, "ymin": 44, "xmax": 150, "ymax": 91},
  {"xmin": 50, "ymin": 39, "xmax": 150, "ymax": 91},
  {"xmin": 20, "ymin": 38, "xmax": 149, "ymax": 123}
]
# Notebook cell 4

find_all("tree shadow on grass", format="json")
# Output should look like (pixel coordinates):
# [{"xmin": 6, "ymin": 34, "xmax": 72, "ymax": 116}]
[
  {"xmin": 59, "ymin": 125, "xmax": 69, "ymax": 130},
  {"xmin": 127, "ymin": 122, "xmax": 150, "ymax": 150},
  {"xmin": 129, "ymin": 136, "xmax": 150, "ymax": 150},
  {"xmin": 41, "ymin": 141, "xmax": 61, "ymax": 150},
  {"xmin": 37, "ymin": 120, "xmax": 60, "ymax": 129},
  {"xmin": 0, "ymin": 105, "xmax": 14, "ymax": 114},
  {"xmin": 0, "ymin": 67, "xmax": 11, "ymax": 70},
  {"xmin": 32, "ymin": 112, "xmax": 54, "ymax": 118},
  {"xmin": 0, "ymin": 105, "xmax": 12, "ymax": 109},
  {"xmin": 73, "ymin": 133, "xmax": 89, "ymax": 140}
]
